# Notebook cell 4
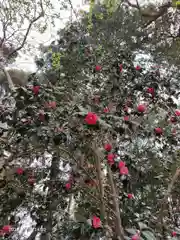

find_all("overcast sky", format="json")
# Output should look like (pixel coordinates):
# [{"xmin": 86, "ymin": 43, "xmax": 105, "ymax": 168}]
[{"xmin": 8, "ymin": 0, "xmax": 89, "ymax": 72}]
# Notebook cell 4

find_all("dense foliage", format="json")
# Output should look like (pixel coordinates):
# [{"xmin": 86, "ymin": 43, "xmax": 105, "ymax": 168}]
[{"xmin": 0, "ymin": 1, "xmax": 180, "ymax": 240}]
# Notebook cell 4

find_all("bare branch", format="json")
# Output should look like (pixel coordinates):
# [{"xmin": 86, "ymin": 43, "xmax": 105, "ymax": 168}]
[
  {"xmin": 125, "ymin": 0, "xmax": 171, "ymax": 27},
  {"xmin": 7, "ymin": 5, "xmax": 44, "ymax": 59}
]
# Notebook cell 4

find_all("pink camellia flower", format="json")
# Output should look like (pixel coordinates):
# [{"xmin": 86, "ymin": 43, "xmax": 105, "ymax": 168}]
[
  {"xmin": 172, "ymin": 231, "xmax": 177, "ymax": 237},
  {"xmin": 49, "ymin": 101, "xmax": 56, "ymax": 109},
  {"xmin": 16, "ymin": 168, "xmax": 24, "ymax": 175},
  {"xmin": 28, "ymin": 177, "xmax": 35, "ymax": 185},
  {"xmin": 135, "ymin": 65, "xmax": 141, "ymax": 71},
  {"xmin": 104, "ymin": 143, "xmax": 112, "ymax": 152},
  {"xmin": 2, "ymin": 225, "xmax": 12, "ymax": 233},
  {"xmin": 137, "ymin": 104, "xmax": 146, "ymax": 113},
  {"xmin": 119, "ymin": 64, "xmax": 123, "ymax": 72},
  {"xmin": 103, "ymin": 107, "xmax": 110, "ymax": 113},
  {"xmin": 118, "ymin": 161, "xmax": 125, "ymax": 169},
  {"xmin": 95, "ymin": 65, "xmax": 102, "ymax": 71},
  {"xmin": 92, "ymin": 216, "xmax": 101, "ymax": 229},
  {"xmin": 124, "ymin": 116, "xmax": 129, "ymax": 121},
  {"xmin": 120, "ymin": 166, "xmax": 129, "ymax": 175},
  {"xmin": 45, "ymin": 101, "xmax": 56, "ymax": 109},
  {"xmin": 107, "ymin": 153, "xmax": 115, "ymax": 166},
  {"xmin": 2, "ymin": 225, "xmax": 12, "ymax": 234},
  {"xmin": 21, "ymin": 118, "xmax": 32, "ymax": 124},
  {"xmin": 131, "ymin": 234, "xmax": 140, "ymax": 240},
  {"xmin": 155, "ymin": 127, "xmax": 163, "ymax": 135},
  {"xmin": 127, "ymin": 193, "xmax": 134, "ymax": 199},
  {"xmin": 32, "ymin": 85, "xmax": 40, "ymax": 95},
  {"xmin": 85, "ymin": 112, "xmax": 98, "ymax": 125},
  {"xmin": 175, "ymin": 110, "xmax": 180, "ymax": 116},
  {"xmin": 172, "ymin": 128, "xmax": 176, "ymax": 136},
  {"xmin": 65, "ymin": 182, "xmax": 71, "ymax": 190}
]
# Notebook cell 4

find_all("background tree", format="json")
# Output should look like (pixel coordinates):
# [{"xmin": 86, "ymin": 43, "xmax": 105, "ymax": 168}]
[{"xmin": 0, "ymin": 0, "xmax": 180, "ymax": 240}]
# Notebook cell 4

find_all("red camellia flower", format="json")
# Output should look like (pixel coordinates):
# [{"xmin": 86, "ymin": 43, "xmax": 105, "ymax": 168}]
[
  {"xmin": 127, "ymin": 193, "xmax": 134, "ymax": 199},
  {"xmin": 147, "ymin": 87, "xmax": 154, "ymax": 97},
  {"xmin": 103, "ymin": 107, "xmax": 110, "ymax": 113},
  {"xmin": 39, "ymin": 110, "xmax": 45, "ymax": 121},
  {"xmin": 137, "ymin": 104, "xmax": 146, "ymax": 113},
  {"xmin": 175, "ymin": 110, "xmax": 180, "ymax": 116},
  {"xmin": 135, "ymin": 65, "xmax": 141, "ymax": 71},
  {"xmin": 104, "ymin": 143, "xmax": 112, "ymax": 152},
  {"xmin": 28, "ymin": 177, "xmax": 35, "ymax": 185},
  {"xmin": 107, "ymin": 153, "xmax": 115, "ymax": 165},
  {"xmin": 170, "ymin": 116, "xmax": 176, "ymax": 124},
  {"xmin": 2, "ymin": 225, "xmax": 12, "ymax": 234},
  {"xmin": 16, "ymin": 168, "xmax": 24, "ymax": 175},
  {"xmin": 85, "ymin": 112, "xmax": 98, "ymax": 125},
  {"xmin": 65, "ymin": 182, "xmax": 71, "ymax": 190},
  {"xmin": 124, "ymin": 106, "xmax": 128, "ymax": 112},
  {"xmin": 118, "ymin": 161, "xmax": 125, "ymax": 169},
  {"xmin": 124, "ymin": 116, "xmax": 129, "ymax": 121},
  {"xmin": 95, "ymin": 65, "xmax": 101, "ymax": 71},
  {"xmin": 85, "ymin": 179, "xmax": 97, "ymax": 187},
  {"xmin": 119, "ymin": 64, "xmax": 123, "ymax": 72},
  {"xmin": 155, "ymin": 127, "xmax": 163, "ymax": 135},
  {"xmin": 172, "ymin": 231, "xmax": 177, "ymax": 237},
  {"xmin": 32, "ymin": 86, "xmax": 40, "ymax": 95},
  {"xmin": 39, "ymin": 113, "xmax": 45, "ymax": 121},
  {"xmin": 120, "ymin": 166, "xmax": 129, "ymax": 175},
  {"xmin": 92, "ymin": 216, "xmax": 101, "ymax": 229}
]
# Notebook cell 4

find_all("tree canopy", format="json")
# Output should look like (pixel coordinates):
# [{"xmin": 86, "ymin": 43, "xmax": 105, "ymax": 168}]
[{"xmin": 0, "ymin": 1, "xmax": 180, "ymax": 240}]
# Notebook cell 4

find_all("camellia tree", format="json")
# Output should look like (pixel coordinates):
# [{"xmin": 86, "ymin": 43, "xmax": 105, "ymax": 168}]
[{"xmin": 0, "ymin": 1, "xmax": 180, "ymax": 240}]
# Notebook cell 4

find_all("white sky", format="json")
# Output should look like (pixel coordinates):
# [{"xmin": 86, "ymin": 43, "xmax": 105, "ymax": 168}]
[{"xmin": 8, "ymin": 0, "xmax": 89, "ymax": 72}]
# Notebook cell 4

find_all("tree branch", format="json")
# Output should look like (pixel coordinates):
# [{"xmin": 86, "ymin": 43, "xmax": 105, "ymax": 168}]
[
  {"xmin": 125, "ymin": 0, "xmax": 171, "ymax": 27},
  {"xmin": 163, "ymin": 168, "xmax": 180, "ymax": 201},
  {"xmin": 7, "ymin": 9, "xmax": 44, "ymax": 59},
  {"xmin": 107, "ymin": 165, "xmax": 124, "ymax": 240},
  {"xmin": 0, "ymin": 67, "xmax": 15, "ymax": 90},
  {"xmin": 92, "ymin": 144, "xmax": 107, "ymax": 222}
]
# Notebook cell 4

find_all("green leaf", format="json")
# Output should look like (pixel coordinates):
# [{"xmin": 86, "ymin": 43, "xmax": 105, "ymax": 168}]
[
  {"xmin": 125, "ymin": 228, "xmax": 137, "ymax": 235},
  {"xmin": 124, "ymin": 237, "xmax": 131, "ymax": 240},
  {"xmin": 138, "ymin": 222, "xmax": 148, "ymax": 230},
  {"xmin": 138, "ymin": 222, "xmax": 154, "ymax": 232},
  {"xmin": 141, "ymin": 230, "xmax": 157, "ymax": 240}
]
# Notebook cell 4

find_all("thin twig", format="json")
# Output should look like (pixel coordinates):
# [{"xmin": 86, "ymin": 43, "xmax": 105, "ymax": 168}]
[{"xmin": 8, "ymin": 8, "xmax": 44, "ymax": 59}]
